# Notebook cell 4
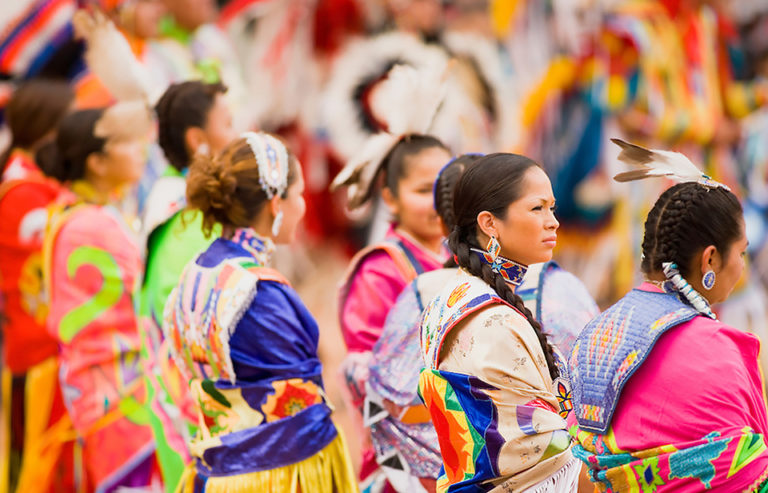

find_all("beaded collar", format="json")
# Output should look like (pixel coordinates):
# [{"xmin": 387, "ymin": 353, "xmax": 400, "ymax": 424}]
[
  {"xmin": 470, "ymin": 247, "xmax": 527, "ymax": 286},
  {"xmin": 230, "ymin": 228, "xmax": 274, "ymax": 267}
]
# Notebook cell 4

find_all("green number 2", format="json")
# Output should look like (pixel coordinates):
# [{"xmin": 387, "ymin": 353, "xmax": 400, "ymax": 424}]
[{"xmin": 59, "ymin": 246, "xmax": 124, "ymax": 343}]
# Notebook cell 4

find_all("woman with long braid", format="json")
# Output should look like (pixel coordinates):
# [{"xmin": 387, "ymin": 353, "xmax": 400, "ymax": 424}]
[
  {"xmin": 418, "ymin": 153, "xmax": 581, "ymax": 492},
  {"xmin": 569, "ymin": 140, "xmax": 768, "ymax": 491}
]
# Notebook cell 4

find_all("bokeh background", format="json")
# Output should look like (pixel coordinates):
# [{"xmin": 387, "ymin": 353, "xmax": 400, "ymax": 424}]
[{"xmin": 3, "ymin": 0, "xmax": 768, "ymax": 475}]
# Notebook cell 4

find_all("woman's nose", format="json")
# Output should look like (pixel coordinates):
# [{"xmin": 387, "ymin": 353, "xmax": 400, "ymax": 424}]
[{"xmin": 548, "ymin": 213, "xmax": 559, "ymax": 230}]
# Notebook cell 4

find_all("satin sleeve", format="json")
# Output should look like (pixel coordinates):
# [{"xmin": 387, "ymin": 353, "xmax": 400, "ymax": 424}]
[{"xmin": 229, "ymin": 280, "xmax": 324, "ymax": 385}]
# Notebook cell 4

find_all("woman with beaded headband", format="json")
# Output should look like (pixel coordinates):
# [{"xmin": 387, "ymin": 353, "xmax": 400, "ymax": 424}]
[
  {"xmin": 418, "ymin": 153, "xmax": 582, "ymax": 492},
  {"xmin": 162, "ymin": 132, "xmax": 358, "ymax": 492},
  {"xmin": 568, "ymin": 139, "xmax": 768, "ymax": 492}
]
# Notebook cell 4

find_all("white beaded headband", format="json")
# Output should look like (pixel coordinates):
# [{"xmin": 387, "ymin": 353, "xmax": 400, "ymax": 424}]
[{"xmin": 242, "ymin": 131, "xmax": 290, "ymax": 199}]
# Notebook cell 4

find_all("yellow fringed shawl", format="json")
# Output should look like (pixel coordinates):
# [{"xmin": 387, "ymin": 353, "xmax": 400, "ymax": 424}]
[{"xmin": 177, "ymin": 431, "xmax": 358, "ymax": 493}]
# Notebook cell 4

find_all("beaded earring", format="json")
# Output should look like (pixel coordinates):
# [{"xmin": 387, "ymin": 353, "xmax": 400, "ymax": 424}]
[
  {"xmin": 702, "ymin": 270, "xmax": 716, "ymax": 290},
  {"xmin": 486, "ymin": 235, "xmax": 501, "ymax": 262}
]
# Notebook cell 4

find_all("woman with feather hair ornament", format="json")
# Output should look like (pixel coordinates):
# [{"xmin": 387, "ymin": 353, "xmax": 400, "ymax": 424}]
[
  {"xmin": 568, "ymin": 139, "xmax": 768, "ymax": 492},
  {"xmin": 332, "ymin": 63, "xmax": 453, "ymax": 492}
]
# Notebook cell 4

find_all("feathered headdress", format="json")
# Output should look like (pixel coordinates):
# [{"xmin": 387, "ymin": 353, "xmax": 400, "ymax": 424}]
[
  {"xmin": 330, "ymin": 62, "xmax": 450, "ymax": 209},
  {"xmin": 611, "ymin": 138, "xmax": 729, "ymax": 190},
  {"xmin": 72, "ymin": 8, "xmax": 155, "ymax": 140}
]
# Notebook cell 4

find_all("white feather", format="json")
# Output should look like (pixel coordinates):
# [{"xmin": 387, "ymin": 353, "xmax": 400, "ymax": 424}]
[
  {"xmin": 370, "ymin": 64, "xmax": 447, "ymax": 137},
  {"xmin": 327, "ymin": 49, "xmax": 450, "ymax": 209},
  {"xmin": 322, "ymin": 32, "xmax": 449, "ymax": 161},
  {"xmin": 611, "ymin": 138, "xmax": 706, "ymax": 183},
  {"xmin": 331, "ymin": 132, "xmax": 398, "ymax": 208}
]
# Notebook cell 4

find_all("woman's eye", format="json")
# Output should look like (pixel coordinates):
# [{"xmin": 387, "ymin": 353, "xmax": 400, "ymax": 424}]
[
  {"xmin": 550, "ymin": 206, "xmax": 557, "ymax": 212},
  {"xmin": 532, "ymin": 205, "xmax": 543, "ymax": 211}
]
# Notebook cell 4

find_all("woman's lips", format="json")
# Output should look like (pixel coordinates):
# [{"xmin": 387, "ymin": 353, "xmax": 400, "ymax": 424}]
[{"xmin": 543, "ymin": 236, "xmax": 557, "ymax": 247}]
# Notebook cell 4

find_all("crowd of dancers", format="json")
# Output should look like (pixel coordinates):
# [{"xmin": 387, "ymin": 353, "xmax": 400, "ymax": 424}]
[{"xmin": 3, "ymin": 0, "xmax": 768, "ymax": 492}]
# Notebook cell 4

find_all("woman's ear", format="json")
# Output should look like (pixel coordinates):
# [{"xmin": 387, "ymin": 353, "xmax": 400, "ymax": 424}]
[
  {"xmin": 381, "ymin": 186, "xmax": 399, "ymax": 217},
  {"xmin": 269, "ymin": 194, "xmax": 281, "ymax": 218},
  {"xmin": 476, "ymin": 211, "xmax": 496, "ymax": 240},
  {"xmin": 700, "ymin": 245, "xmax": 722, "ymax": 274},
  {"xmin": 184, "ymin": 126, "xmax": 207, "ymax": 156},
  {"xmin": 85, "ymin": 152, "xmax": 107, "ymax": 178}
]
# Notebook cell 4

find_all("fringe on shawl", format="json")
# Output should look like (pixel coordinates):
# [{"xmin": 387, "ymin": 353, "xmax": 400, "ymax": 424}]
[{"xmin": 178, "ymin": 431, "xmax": 359, "ymax": 493}]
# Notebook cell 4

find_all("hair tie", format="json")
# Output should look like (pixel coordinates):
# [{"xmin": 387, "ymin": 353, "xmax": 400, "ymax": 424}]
[{"xmin": 662, "ymin": 262, "xmax": 716, "ymax": 319}]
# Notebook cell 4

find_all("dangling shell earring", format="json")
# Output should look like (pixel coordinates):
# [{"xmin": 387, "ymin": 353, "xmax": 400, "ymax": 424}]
[
  {"xmin": 702, "ymin": 270, "xmax": 716, "ymax": 290},
  {"xmin": 271, "ymin": 210, "xmax": 284, "ymax": 237}
]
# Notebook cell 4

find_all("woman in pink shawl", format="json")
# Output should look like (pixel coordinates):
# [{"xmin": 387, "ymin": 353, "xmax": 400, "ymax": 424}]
[
  {"xmin": 336, "ymin": 134, "xmax": 451, "ymax": 491},
  {"xmin": 569, "ymin": 140, "xmax": 768, "ymax": 492}
]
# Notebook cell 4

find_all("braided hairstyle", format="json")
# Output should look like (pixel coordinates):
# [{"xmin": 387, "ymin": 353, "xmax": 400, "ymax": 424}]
[
  {"xmin": 450, "ymin": 153, "xmax": 559, "ymax": 380},
  {"xmin": 155, "ymin": 80, "xmax": 227, "ymax": 172},
  {"xmin": 434, "ymin": 153, "xmax": 482, "ymax": 268},
  {"xmin": 641, "ymin": 182, "xmax": 743, "ymax": 279},
  {"xmin": 434, "ymin": 153, "xmax": 483, "ymax": 230},
  {"xmin": 186, "ymin": 136, "xmax": 298, "ymax": 237}
]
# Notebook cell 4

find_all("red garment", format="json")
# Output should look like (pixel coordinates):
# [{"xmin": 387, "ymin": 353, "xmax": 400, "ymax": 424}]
[{"xmin": 0, "ymin": 150, "xmax": 61, "ymax": 374}]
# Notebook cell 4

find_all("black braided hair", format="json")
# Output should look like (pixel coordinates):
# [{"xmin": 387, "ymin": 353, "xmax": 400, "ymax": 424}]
[
  {"xmin": 641, "ymin": 182, "xmax": 742, "ymax": 279},
  {"xmin": 434, "ymin": 154, "xmax": 483, "ymax": 232},
  {"xmin": 449, "ymin": 153, "xmax": 560, "ymax": 381},
  {"xmin": 155, "ymin": 80, "xmax": 227, "ymax": 172},
  {"xmin": 435, "ymin": 154, "xmax": 483, "ymax": 268}
]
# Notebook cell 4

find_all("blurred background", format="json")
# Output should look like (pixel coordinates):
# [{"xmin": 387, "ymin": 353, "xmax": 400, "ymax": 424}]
[{"xmin": 2, "ymin": 0, "xmax": 768, "ymax": 474}]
